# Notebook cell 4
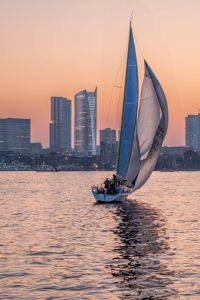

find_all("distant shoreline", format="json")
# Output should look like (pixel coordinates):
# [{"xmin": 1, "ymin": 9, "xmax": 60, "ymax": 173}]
[{"xmin": 0, "ymin": 169, "xmax": 200, "ymax": 172}]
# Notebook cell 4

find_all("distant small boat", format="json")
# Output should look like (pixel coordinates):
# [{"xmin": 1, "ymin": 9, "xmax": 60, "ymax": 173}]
[{"xmin": 92, "ymin": 20, "xmax": 168, "ymax": 203}]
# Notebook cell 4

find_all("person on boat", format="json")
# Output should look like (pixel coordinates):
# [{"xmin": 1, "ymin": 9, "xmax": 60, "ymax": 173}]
[
  {"xmin": 109, "ymin": 178, "xmax": 116, "ymax": 194},
  {"xmin": 112, "ymin": 174, "xmax": 117, "ymax": 185},
  {"xmin": 104, "ymin": 178, "xmax": 110, "ymax": 193},
  {"xmin": 113, "ymin": 174, "xmax": 121, "ymax": 193},
  {"xmin": 116, "ymin": 179, "xmax": 121, "ymax": 187},
  {"xmin": 95, "ymin": 183, "xmax": 105, "ymax": 194},
  {"xmin": 104, "ymin": 178, "xmax": 109, "ymax": 188}
]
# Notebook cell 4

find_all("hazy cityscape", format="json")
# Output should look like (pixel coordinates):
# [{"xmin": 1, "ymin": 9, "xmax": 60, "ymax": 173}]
[{"xmin": 0, "ymin": 90, "xmax": 200, "ymax": 171}]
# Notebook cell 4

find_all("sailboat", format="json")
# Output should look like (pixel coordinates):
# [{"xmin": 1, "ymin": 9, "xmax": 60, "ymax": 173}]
[{"xmin": 92, "ymin": 21, "xmax": 168, "ymax": 203}]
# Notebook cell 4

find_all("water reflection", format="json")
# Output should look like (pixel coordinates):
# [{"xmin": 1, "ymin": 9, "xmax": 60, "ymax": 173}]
[{"xmin": 110, "ymin": 200, "xmax": 177, "ymax": 299}]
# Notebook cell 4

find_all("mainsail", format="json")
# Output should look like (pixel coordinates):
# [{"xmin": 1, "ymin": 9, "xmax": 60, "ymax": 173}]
[
  {"xmin": 116, "ymin": 24, "xmax": 140, "ymax": 185},
  {"xmin": 116, "ymin": 25, "xmax": 168, "ymax": 191}
]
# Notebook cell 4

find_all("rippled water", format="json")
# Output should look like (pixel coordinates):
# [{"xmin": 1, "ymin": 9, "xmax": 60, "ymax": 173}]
[{"xmin": 0, "ymin": 171, "xmax": 199, "ymax": 299}]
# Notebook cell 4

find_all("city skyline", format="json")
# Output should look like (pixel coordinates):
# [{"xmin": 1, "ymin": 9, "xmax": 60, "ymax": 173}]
[
  {"xmin": 0, "ymin": 106, "xmax": 199, "ymax": 150},
  {"xmin": 0, "ymin": 0, "xmax": 200, "ymax": 147},
  {"xmin": 0, "ymin": 113, "xmax": 199, "ymax": 154}
]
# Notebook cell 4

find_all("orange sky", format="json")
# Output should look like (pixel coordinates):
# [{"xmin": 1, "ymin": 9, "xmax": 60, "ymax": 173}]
[{"xmin": 0, "ymin": 0, "xmax": 200, "ymax": 147}]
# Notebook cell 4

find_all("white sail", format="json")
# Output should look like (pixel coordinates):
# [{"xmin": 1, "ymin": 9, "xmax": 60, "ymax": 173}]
[
  {"xmin": 138, "ymin": 70, "xmax": 162, "ymax": 160},
  {"xmin": 131, "ymin": 61, "xmax": 168, "ymax": 191}
]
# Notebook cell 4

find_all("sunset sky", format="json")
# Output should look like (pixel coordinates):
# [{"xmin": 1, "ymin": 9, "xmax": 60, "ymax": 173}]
[{"xmin": 0, "ymin": 0, "xmax": 200, "ymax": 147}]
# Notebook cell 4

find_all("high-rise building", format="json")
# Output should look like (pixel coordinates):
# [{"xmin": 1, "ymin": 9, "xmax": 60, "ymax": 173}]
[
  {"xmin": 74, "ymin": 88, "xmax": 97, "ymax": 155},
  {"xmin": 100, "ymin": 128, "xmax": 117, "ymax": 169},
  {"xmin": 185, "ymin": 113, "xmax": 200, "ymax": 151},
  {"xmin": 50, "ymin": 97, "xmax": 71, "ymax": 151},
  {"xmin": 0, "ymin": 118, "xmax": 30, "ymax": 152}
]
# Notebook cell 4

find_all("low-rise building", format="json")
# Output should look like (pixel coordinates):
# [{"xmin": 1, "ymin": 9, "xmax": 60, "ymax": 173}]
[{"xmin": 0, "ymin": 118, "xmax": 30, "ymax": 152}]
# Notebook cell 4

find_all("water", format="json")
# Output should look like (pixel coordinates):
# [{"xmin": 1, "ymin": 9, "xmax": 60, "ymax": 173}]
[{"xmin": 0, "ymin": 171, "xmax": 199, "ymax": 300}]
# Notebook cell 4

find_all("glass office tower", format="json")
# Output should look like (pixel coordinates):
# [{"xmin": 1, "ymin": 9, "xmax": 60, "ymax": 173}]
[{"xmin": 74, "ymin": 88, "xmax": 97, "ymax": 155}]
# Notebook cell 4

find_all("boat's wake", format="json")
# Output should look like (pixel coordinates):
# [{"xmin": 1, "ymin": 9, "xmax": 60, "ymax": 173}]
[{"xmin": 109, "ymin": 199, "xmax": 178, "ymax": 299}]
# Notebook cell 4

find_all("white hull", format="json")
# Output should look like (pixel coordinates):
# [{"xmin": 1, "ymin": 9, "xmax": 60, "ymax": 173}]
[{"xmin": 92, "ymin": 191, "xmax": 128, "ymax": 203}]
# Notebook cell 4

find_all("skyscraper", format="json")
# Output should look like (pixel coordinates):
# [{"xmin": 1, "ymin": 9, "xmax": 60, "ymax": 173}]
[
  {"xmin": 50, "ymin": 97, "xmax": 71, "ymax": 151},
  {"xmin": 0, "ymin": 118, "xmax": 30, "ymax": 152},
  {"xmin": 185, "ymin": 113, "xmax": 200, "ymax": 151},
  {"xmin": 74, "ymin": 88, "xmax": 97, "ymax": 155}
]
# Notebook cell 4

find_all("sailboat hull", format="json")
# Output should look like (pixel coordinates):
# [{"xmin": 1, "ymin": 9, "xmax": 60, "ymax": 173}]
[{"xmin": 92, "ymin": 191, "xmax": 128, "ymax": 203}]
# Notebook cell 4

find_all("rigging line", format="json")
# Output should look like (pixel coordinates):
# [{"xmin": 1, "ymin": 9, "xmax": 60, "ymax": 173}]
[
  {"xmin": 113, "ymin": 85, "xmax": 124, "ymax": 89},
  {"xmin": 112, "ymin": 42, "xmax": 127, "ymax": 122},
  {"xmin": 130, "ymin": 15, "xmax": 146, "ymax": 107},
  {"xmin": 113, "ymin": 56, "xmax": 126, "ymax": 168},
  {"xmin": 107, "ymin": 23, "xmax": 132, "ymax": 132},
  {"xmin": 113, "ymin": 56, "xmax": 126, "ymax": 130},
  {"xmin": 104, "ymin": 45, "xmax": 127, "ymax": 131},
  {"xmin": 129, "ymin": 11, "xmax": 143, "ymax": 59},
  {"xmin": 106, "ymin": 26, "xmax": 130, "ymax": 130},
  {"xmin": 101, "ymin": 47, "xmax": 125, "ymax": 177},
  {"xmin": 130, "ymin": 11, "xmax": 133, "ymax": 23},
  {"xmin": 101, "ymin": 45, "xmax": 126, "ymax": 175},
  {"xmin": 104, "ymin": 68, "xmax": 121, "ymax": 129},
  {"xmin": 129, "ymin": 13, "xmax": 145, "ymax": 60},
  {"xmin": 131, "ymin": 20, "xmax": 146, "ymax": 118}
]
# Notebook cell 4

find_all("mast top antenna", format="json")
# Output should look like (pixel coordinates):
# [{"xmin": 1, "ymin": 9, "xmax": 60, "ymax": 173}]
[{"xmin": 130, "ymin": 11, "xmax": 133, "ymax": 24}]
